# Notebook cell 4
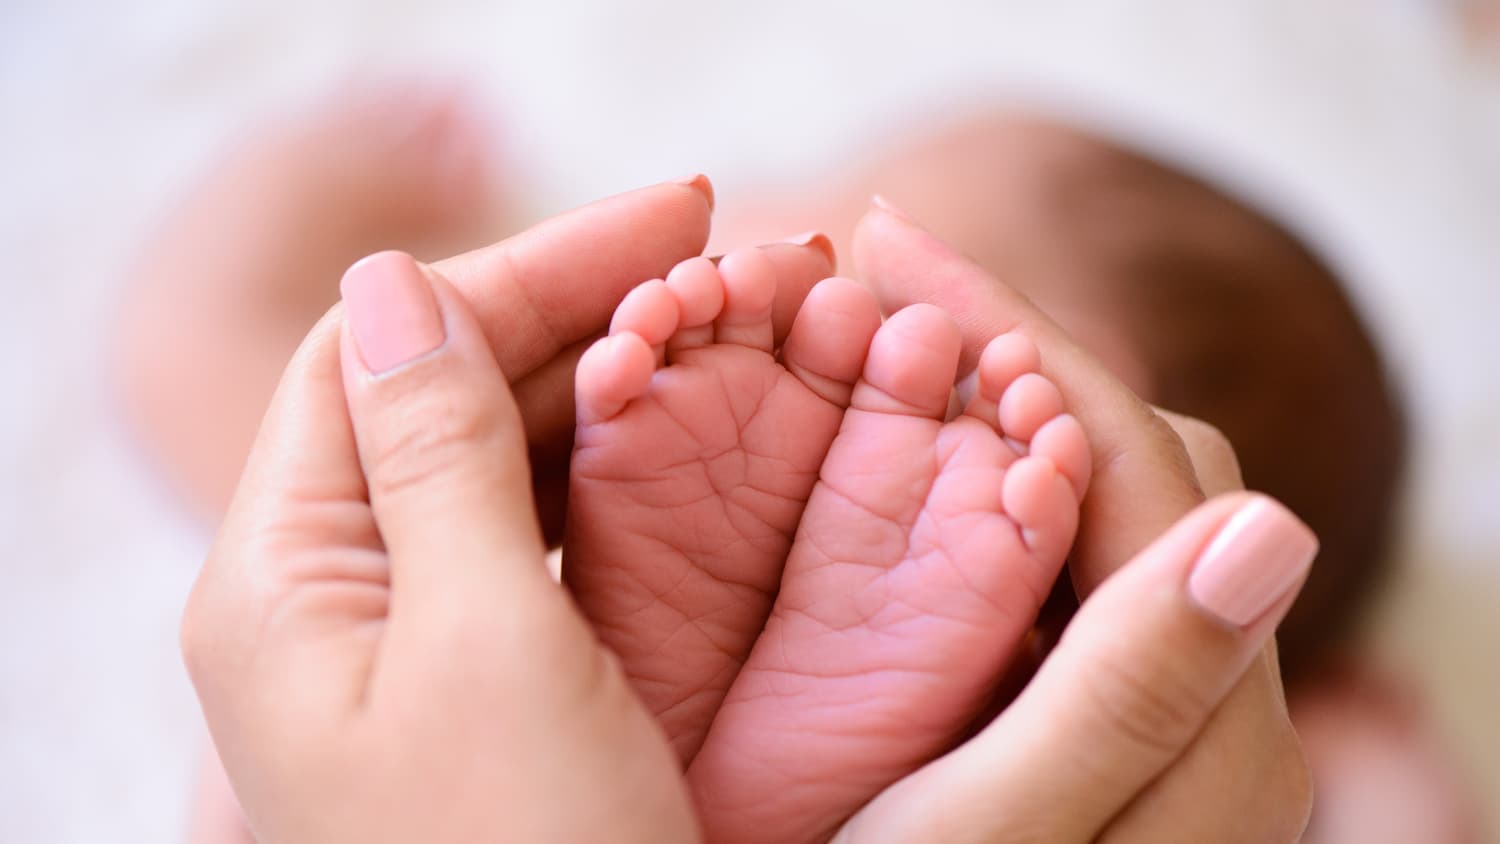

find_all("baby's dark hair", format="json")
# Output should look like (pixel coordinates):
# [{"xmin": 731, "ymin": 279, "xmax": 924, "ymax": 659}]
[{"xmin": 1013, "ymin": 122, "xmax": 1408, "ymax": 683}]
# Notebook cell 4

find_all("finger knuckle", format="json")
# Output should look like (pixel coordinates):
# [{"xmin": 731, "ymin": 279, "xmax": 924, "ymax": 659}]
[
  {"xmin": 366, "ymin": 390, "xmax": 512, "ymax": 497},
  {"xmin": 1080, "ymin": 644, "xmax": 1215, "ymax": 760}
]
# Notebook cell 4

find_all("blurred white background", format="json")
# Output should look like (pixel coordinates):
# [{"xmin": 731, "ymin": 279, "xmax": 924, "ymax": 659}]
[{"xmin": 1, "ymin": 0, "xmax": 1497, "ymax": 840}]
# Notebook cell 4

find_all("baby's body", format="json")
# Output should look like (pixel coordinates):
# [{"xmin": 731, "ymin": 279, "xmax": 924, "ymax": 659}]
[{"xmin": 563, "ymin": 248, "xmax": 1090, "ymax": 843}]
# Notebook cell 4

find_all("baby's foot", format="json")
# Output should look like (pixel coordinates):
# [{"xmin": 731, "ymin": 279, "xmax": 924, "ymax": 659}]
[
  {"xmin": 688, "ymin": 306, "xmax": 1091, "ymax": 844},
  {"xmin": 565, "ymin": 250, "xmax": 883, "ymax": 763}
]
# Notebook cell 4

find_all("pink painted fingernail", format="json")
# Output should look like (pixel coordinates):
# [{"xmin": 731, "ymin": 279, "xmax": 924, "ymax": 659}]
[
  {"xmin": 673, "ymin": 173, "xmax": 715, "ymax": 211},
  {"xmin": 1187, "ymin": 496, "xmax": 1318, "ymax": 628},
  {"xmin": 779, "ymin": 230, "xmax": 836, "ymax": 265},
  {"xmin": 340, "ymin": 251, "xmax": 446, "ymax": 374}
]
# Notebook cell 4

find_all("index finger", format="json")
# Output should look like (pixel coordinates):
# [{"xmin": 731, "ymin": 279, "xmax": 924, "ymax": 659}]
[
  {"xmin": 185, "ymin": 179, "xmax": 716, "ymax": 718},
  {"xmin": 433, "ymin": 176, "xmax": 716, "ymax": 383}
]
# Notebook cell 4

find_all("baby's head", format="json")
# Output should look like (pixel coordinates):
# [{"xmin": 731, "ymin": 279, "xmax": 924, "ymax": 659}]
[{"xmin": 866, "ymin": 114, "xmax": 1407, "ymax": 683}]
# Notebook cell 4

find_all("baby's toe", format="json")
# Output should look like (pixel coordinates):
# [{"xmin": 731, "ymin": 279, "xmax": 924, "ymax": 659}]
[
  {"xmin": 963, "ymin": 331, "xmax": 1042, "ymax": 428},
  {"xmin": 575, "ymin": 332, "xmax": 657, "ymax": 424},
  {"xmin": 1001, "ymin": 455, "xmax": 1080, "ymax": 562},
  {"xmin": 998, "ymin": 372, "xmax": 1065, "ymax": 446},
  {"xmin": 850, "ymin": 303, "xmax": 962, "ymax": 419},
  {"xmin": 610, "ymin": 278, "xmax": 681, "ymax": 365},
  {"xmin": 1030, "ymin": 413, "xmax": 1092, "ymax": 500},
  {"xmin": 664, "ymin": 257, "xmax": 724, "ymax": 354},
  {"xmin": 780, "ymin": 277, "xmax": 882, "ymax": 408},
  {"xmin": 713, "ymin": 248, "xmax": 778, "ymax": 352}
]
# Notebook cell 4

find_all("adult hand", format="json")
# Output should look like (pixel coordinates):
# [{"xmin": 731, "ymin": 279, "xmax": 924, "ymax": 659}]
[
  {"xmin": 181, "ymin": 180, "xmax": 837, "ymax": 842},
  {"xmin": 840, "ymin": 201, "xmax": 1316, "ymax": 843},
  {"xmin": 184, "ymin": 251, "xmax": 697, "ymax": 841}
]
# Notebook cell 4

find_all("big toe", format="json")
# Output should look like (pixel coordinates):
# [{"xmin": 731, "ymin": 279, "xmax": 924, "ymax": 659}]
[
  {"xmin": 781, "ymin": 277, "xmax": 883, "ymax": 408},
  {"xmin": 850, "ymin": 303, "xmax": 962, "ymax": 419}
]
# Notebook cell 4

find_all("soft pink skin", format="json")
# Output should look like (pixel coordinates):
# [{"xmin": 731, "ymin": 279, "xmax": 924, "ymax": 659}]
[
  {"xmin": 566, "ymin": 249, "xmax": 884, "ymax": 763},
  {"xmin": 569, "ymin": 254, "xmax": 1090, "ymax": 842},
  {"xmin": 687, "ymin": 306, "xmax": 1088, "ymax": 844}
]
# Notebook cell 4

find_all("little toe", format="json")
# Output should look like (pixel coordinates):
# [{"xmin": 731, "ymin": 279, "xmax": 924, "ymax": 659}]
[
  {"xmin": 997, "ymin": 372, "xmax": 1065, "ymax": 444},
  {"xmin": 963, "ymin": 331, "xmax": 1042, "ymax": 429},
  {"xmin": 1030, "ymin": 413, "xmax": 1092, "ymax": 500},
  {"xmin": 780, "ymin": 277, "xmax": 882, "ymax": 408},
  {"xmin": 610, "ymin": 279, "xmax": 681, "ymax": 364},
  {"xmin": 1001, "ymin": 455, "xmax": 1081, "ymax": 563},
  {"xmin": 664, "ymin": 256, "xmax": 725, "ymax": 354},
  {"xmin": 575, "ymin": 332, "xmax": 657, "ymax": 424},
  {"xmin": 850, "ymin": 303, "xmax": 962, "ymax": 419},
  {"xmin": 713, "ymin": 247, "xmax": 778, "ymax": 352}
]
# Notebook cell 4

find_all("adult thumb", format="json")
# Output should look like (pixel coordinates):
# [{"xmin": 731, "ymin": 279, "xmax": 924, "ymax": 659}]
[
  {"xmin": 338, "ymin": 251, "xmax": 553, "ymax": 651},
  {"xmin": 839, "ymin": 492, "xmax": 1318, "ymax": 843}
]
